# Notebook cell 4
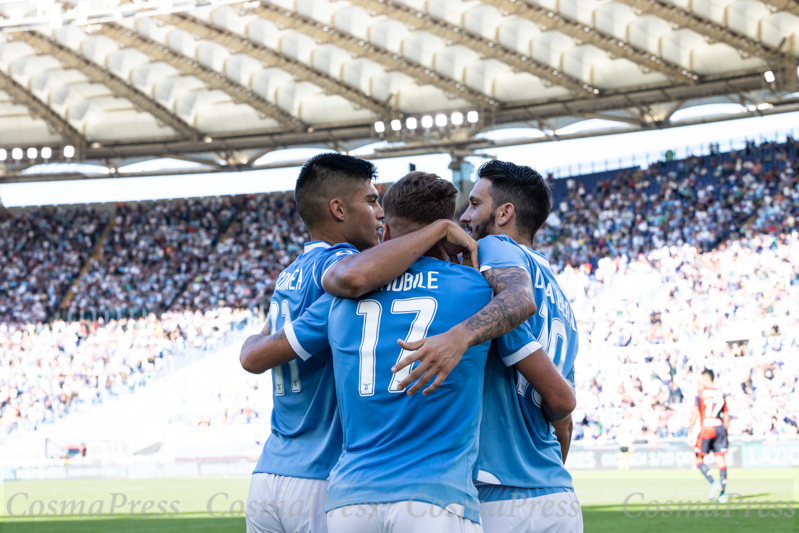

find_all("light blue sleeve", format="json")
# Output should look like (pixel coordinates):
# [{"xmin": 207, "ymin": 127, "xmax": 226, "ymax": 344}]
[
  {"xmin": 477, "ymin": 236, "xmax": 528, "ymax": 273},
  {"xmin": 284, "ymin": 293, "xmax": 333, "ymax": 361},
  {"xmin": 316, "ymin": 244, "xmax": 359, "ymax": 287},
  {"xmin": 494, "ymin": 320, "xmax": 543, "ymax": 367}
]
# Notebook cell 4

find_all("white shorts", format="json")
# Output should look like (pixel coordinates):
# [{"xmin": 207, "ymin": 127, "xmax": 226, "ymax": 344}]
[
  {"xmin": 246, "ymin": 473, "xmax": 329, "ymax": 533},
  {"xmin": 480, "ymin": 491, "xmax": 583, "ymax": 533},
  {"xmin": 327, "ymin": 501, "xmax": 483, "ymax": 533}
]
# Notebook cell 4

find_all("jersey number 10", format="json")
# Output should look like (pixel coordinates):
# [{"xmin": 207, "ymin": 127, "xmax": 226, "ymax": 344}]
[
  {"xmin": 356, "ymin": 297, "xmax": 437, "ymax": 396},
  {"xmin": 517, "ymin": 304, "xmax": 568, "ymax": 407}
]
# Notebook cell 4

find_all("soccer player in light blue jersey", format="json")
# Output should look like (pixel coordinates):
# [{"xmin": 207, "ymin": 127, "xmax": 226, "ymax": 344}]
[
  {"xmin": 390, "ymin": 161, "xmax": 581, "ymax": 532},
  {"xmin": 240, "ymin": 158, "xmax": 481, "ymax": 533},
  {"xmin": 462, "ymin": 161, "xmax": 583, "ymax": 533},
  {"xmin": 238, "ymin": 153, "xmax": 384, "ymax": 533}
]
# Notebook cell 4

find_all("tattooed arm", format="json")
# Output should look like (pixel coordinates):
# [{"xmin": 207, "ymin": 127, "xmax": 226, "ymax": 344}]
[{"xmin": 392, "ymin": 266, "xmax": 537, "ymax": 395}]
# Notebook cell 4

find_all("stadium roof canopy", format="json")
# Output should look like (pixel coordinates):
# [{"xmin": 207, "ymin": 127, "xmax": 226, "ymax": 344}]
[{"xmin": 0, "ymin": 0, "xmax": 797, "ymax": 179}]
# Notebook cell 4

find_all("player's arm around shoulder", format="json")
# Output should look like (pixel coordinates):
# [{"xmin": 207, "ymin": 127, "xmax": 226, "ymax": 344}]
[
  {"xmin": 240, "ymin": 321, "xmax": 296, "ymax": 375},
  {"xmin": 240, "ymin": 295, "xmax": 332, "ymax": 374},
  {"xmin": 322, "ymin": 220, "xmax": 477, "ymax": 298},
  {"xmin": 392, "ymin": 259, "xmax": 537, "ymax": 397}
]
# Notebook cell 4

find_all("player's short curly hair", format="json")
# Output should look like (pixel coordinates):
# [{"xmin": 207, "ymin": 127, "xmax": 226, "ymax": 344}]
[
  {"xmin": 294, "ymin": 153, "xmax": 377, "ymax": 229},
  {"xmin": 382, "ymin": 172, "xmax": 458, "ymax": 225}
]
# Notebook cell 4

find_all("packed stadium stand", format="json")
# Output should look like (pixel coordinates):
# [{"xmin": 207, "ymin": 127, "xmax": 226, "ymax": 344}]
[{"xmin": 1, "ymin": 138, "xmax": 798, "ymax": 451}]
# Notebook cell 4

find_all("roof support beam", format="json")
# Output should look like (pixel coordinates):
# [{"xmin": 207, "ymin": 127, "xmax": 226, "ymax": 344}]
[
  {"xmin": 66, "ymin": 72, "xmax": 764, "ymax": 159},
  {"xmin": 492, "ymin": 0, "xmax": 700, "ymax": 84},
  {"xmin": 615, "ymin": 0, "xmax": 776, "ymax": 58},
  {"xmin": 758, "ymin": 0, "xmax": 799, "ymax": 19},
  {"xmin": 0, "ymin": 68, "xmax": 87, "ymax": 153},
  {"xmin": 11, "ymin": 31, "xmax": 201, "ymax": 141},
  {"xmin": 345, "ymin": 0, "xmax": 597, "ymax": 97},
  {"xmin": 254, "ymin": 1, "xmax": 494, "ymax": 107},
  {"xmin": 168, "ymin": 12, "xmax": 389, "ymax": 117},
  {"xmin": 96, "ymin": 23, "xmax": 305, "ymax": 131}
]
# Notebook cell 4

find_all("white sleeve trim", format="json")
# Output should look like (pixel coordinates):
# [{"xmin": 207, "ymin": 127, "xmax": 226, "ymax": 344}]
[
  {"xmin": 501, "ymin": 340, "xmax": 543, "ymax": 367},
  {"xmin": 320, "ymin": 262, "xmax": 337, "ymax": 289},
  {"xmin": 479, "ymin": 265, "xmax": 493, "ymax": 272},
  {"xmin": 284, "ymin": 321, "xmax": 314, "ymax": 361}
]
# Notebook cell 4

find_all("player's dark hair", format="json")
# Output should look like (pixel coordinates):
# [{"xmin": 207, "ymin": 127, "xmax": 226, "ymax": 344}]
[
  {"xmin": 294, "ymin": 153, "xmax": 377, "ymax": 229},
  {"xmin": 702, "ymin": 368, "xmax": 715, "ymax": 381},
  {"xmin": 382, "ymin": 172, "xmax": 458, "ymax": 225},
  {"xmin": 477, "ymin": 160, "xmax": 552, "ymax": 240}
]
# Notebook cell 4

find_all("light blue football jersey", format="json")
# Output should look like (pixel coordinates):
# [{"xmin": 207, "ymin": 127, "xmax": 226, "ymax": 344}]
[
  {"xmin": 253, "ymin": 240, "xmax": 357, "ymax": 479},
  {"xmin": 289, "ymin": 256, "xmax": 539, "ymax": 523},
  {"xmin": 474, "ymin": 235, "xmax": 579, "ymax": 500}
]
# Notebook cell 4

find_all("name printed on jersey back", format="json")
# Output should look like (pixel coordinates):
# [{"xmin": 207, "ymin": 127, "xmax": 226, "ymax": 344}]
[
  {"xmin": 379, "ymin": 271, "xmax": 440, "ymax": 292},
  {"xmin": 274, "ymin": 267, "xmax": 306, "ymax": 292}
]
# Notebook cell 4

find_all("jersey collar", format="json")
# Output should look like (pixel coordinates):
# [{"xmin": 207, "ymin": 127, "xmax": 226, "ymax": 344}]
[{"xmin": 304, "ymin": 241, "xmax": 332, "ymax": 253}]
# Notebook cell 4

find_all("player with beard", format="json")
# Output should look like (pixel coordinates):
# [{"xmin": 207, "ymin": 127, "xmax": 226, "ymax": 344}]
[{"xmin": 394, "ymin": 160, "xmax": 582, "ymax": 533}]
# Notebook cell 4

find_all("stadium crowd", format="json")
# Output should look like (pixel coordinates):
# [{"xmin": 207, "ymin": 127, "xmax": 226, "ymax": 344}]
[
  {"xmin": 567, "ymin": 232, "xmax": 799, "ymax": 442},
  {"xmin": 0, "ymin": 139, "xmax": 798, "ymax": 442},
  {"xmin": 0, "ymin": 308, "xmax": 251, "ymax": 437},
  {"xmin": 540, "ymin": 140, "xmax": 798, "ymax": 271},
  {"xmin": 66, "ymin": 198, "xmax": 236, "ymax": 316},
  {"xmin": 0, "ymin": 206, "xmax": 107, "ymax": 325}
]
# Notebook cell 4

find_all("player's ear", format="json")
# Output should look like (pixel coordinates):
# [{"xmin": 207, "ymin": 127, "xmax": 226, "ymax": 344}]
[
  {"xmin": 329, "ymin": 197, "xmax": 347, "ymax": 222},
  {"xmin": 495, "ymin": 202, "xmax": 515, "ymax": 228},
  {"xmin": 382, "ymin": 221, "xmax": 393, "ymax": 242}
]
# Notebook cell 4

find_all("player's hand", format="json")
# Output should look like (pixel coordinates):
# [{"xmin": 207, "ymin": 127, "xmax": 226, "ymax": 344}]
[
  {"xmin": 441, "ymin": 221, "xmax": 479, "ymax": 270},
  {"xmin": 392, "ymin": 328, "xmax": 470, "ymax": 396}
]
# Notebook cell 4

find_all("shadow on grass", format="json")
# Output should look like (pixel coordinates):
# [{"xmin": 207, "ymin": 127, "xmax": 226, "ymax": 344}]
[{"xmin": 0, "ymin": 517, "xmax": 245, "ymax": 533}]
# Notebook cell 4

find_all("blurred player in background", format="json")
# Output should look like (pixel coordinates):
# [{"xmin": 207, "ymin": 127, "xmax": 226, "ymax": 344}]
[{"xmin": 688, "ymin": 369, "xmax": 730, "ymax": 504}]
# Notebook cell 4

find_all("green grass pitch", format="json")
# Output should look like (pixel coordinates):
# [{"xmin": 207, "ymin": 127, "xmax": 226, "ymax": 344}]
[{"xmin": 2, "ymin": 469, "xmax": 797, "ymax": 532}]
